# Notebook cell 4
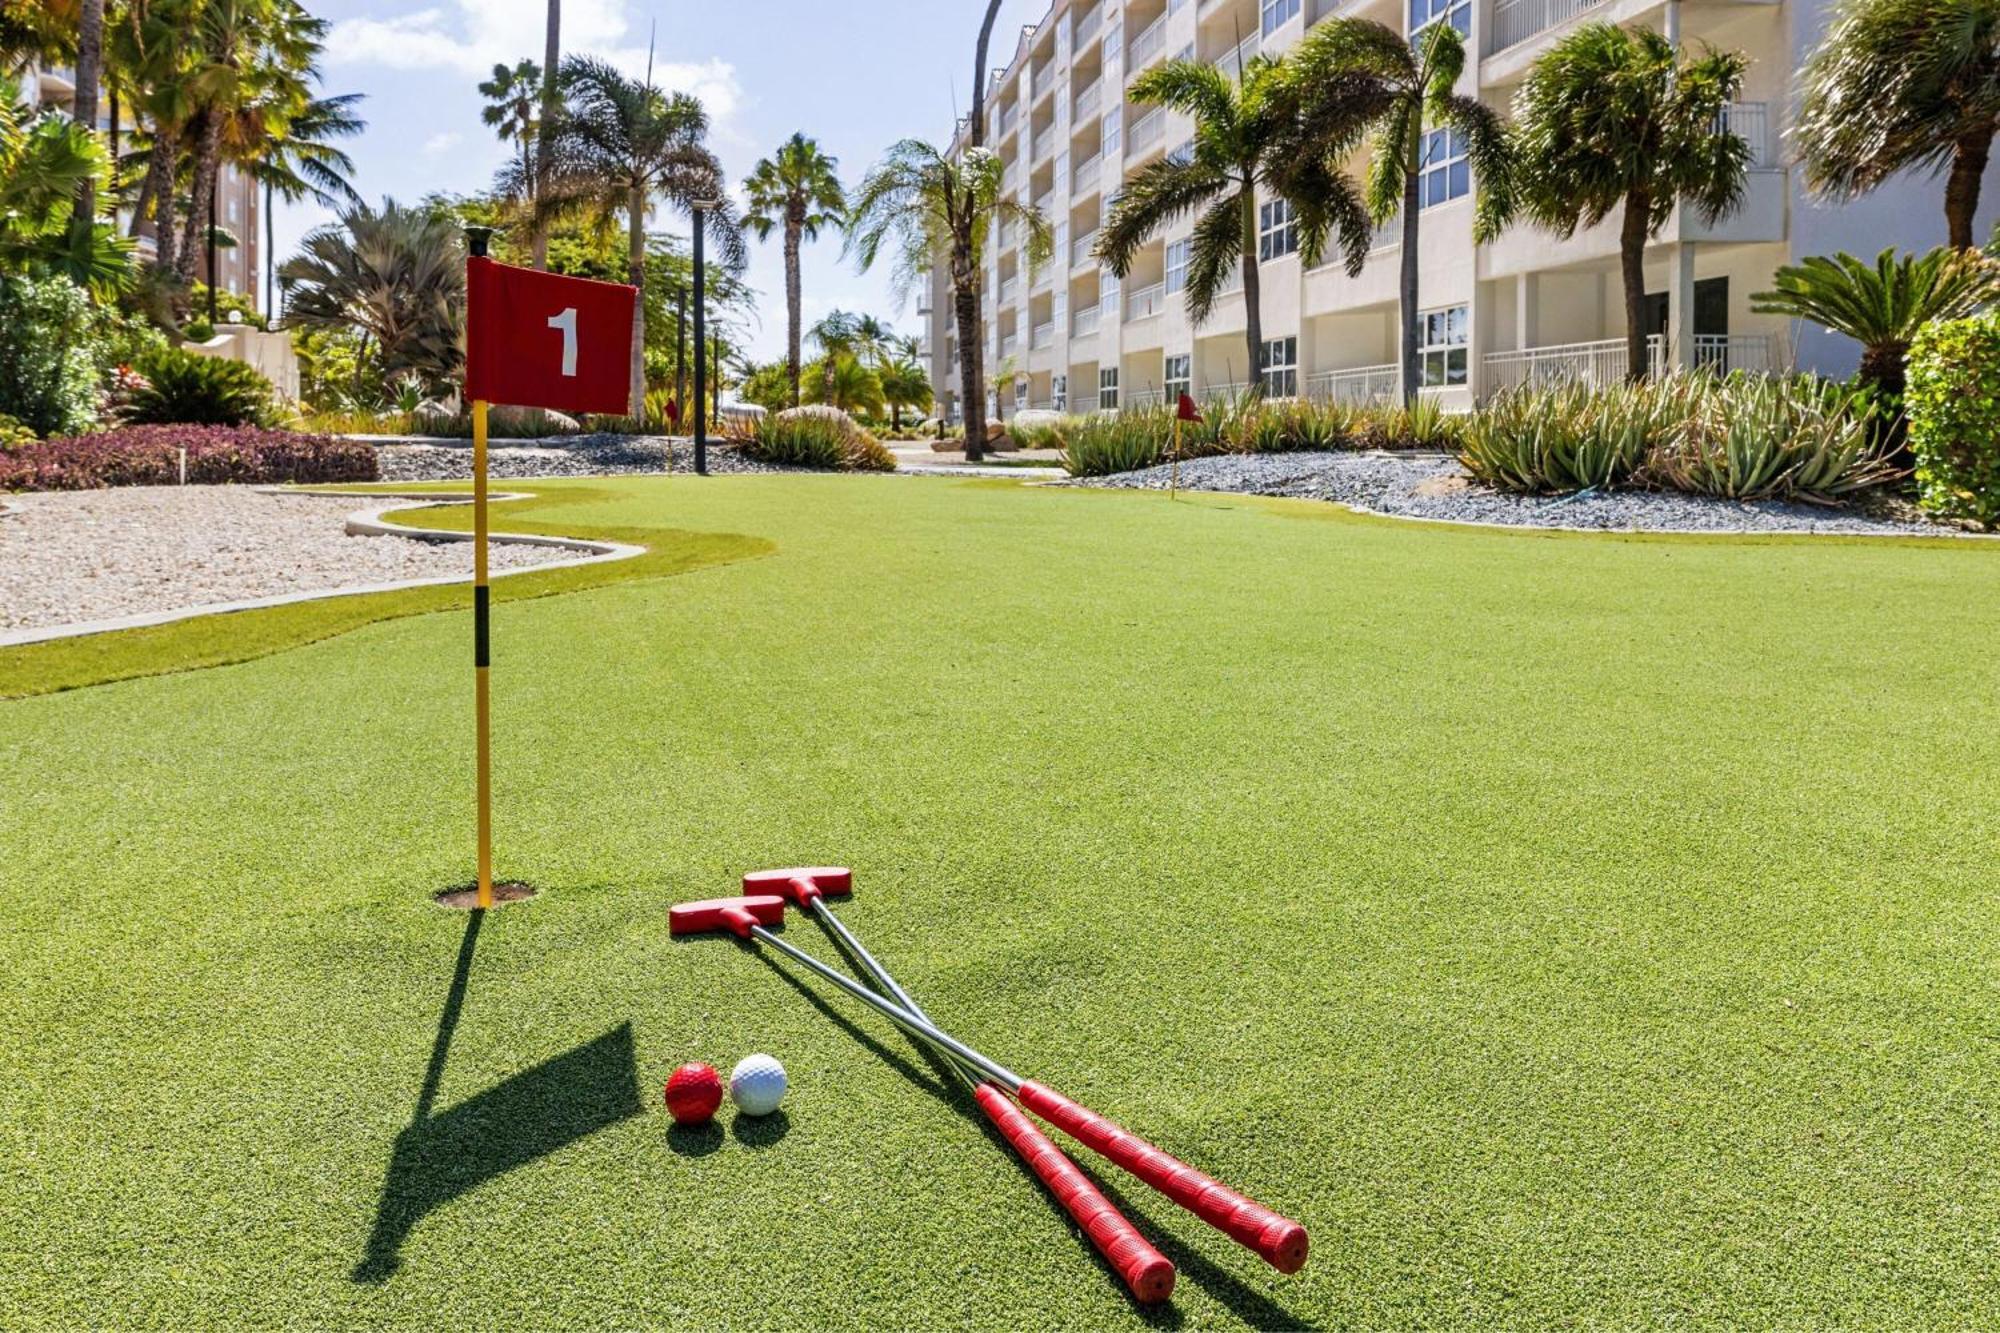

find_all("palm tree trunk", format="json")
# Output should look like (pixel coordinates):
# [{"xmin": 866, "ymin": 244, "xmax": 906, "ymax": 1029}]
[
  {"xmin": 177, "ymin": 113, "xmax": 222, "ymax": 289},
  {"xmin": 627, "ymin": 183, "xmax": 647, "ymax": 417},
  {"xmin": 784, "ymin": 213, "xmax": 803, "ymax": 407},
  {"xmin": 958, "ymin": 0, "xmax": 1006, "ymax": 464},
  {"xmin": 1945, "ymin": 130, "xmax": 1991, "ymax": 251},
  {"xmin": 953, "ymin": 274, "xmax": 985, "ymax": 463},
  {"xmin": 1619, "ymin": 188, "xmax": 1652, "ymax": 383},
  {"xmin": 535, "ymin": 0, "xmax": 561, "ymax": 271},
  {"xmin": 72, "ymin": 0, "xmax": 105, "ymax": 229},
  {"xmin": 1399, "ymin": 160, "xmax": 1421, "ymax": 406},
  {"xmin": 1240, "ymin": 185, "xmax": 1264, "ymax": 399},
  {"xmin": 146, "ymin": 132, "xmax": 178, "ymax": 277},
  {"xmin": 264, "ymin": 179, "xmax": 275, "ymax": 318}
]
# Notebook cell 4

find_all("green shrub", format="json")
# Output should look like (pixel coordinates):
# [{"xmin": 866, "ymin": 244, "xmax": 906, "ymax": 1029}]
[
  {"xmin": 1459, "ymin": 379, "xmax": 1672, "ymax": 491},
  {"xmin": 0, "ymin": 413, "xmax": 38, "ymax": 449},
  {"xmin": 1906, "ymin": 312, "xmax": 2000, "ymax": 529},
  {"xmin": 1006, "ymin": 419, "xmax": 1067, "ymax": 450},
  {"xmin": 127, "ymin": 347, "xmax": 277, "ymax": 427},
  {"xmin": 1649, "ymin": 374, "xmax": 1893, "ymax": 501},
  {"xmin": 741, "ymin": 411, "xmax": 896, "ymax": 472},
  {"xmin": 0, "ymin": 274, "xmax": 102, "ymax": 438}
]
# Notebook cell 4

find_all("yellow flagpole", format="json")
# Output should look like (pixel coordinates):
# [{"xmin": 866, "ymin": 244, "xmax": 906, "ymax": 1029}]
[
  {"xmin": 473, "ymin": 397, "xmax": 493, "ymax": 910},
  {"xmin": 1171, "ymin": 412, "xmax": 1181, "ymax": 501}
]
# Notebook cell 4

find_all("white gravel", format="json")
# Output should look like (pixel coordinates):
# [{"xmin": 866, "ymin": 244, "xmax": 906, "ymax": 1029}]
[
  {"xmin": 1072, "ymin": 451, "xmax": 1977, "ymax": 537},
  {"xmin": 373, "ymin": 434, "xmax": 797, "ymax": 482},
  {"xmin": 0, "ymin": 486, "xmax": 570, "ymax": 635}
]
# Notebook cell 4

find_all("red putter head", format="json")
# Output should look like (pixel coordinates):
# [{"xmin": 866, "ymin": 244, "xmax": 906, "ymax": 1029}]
[
  {"xmin": 741, "ymin": 867, "xmax": 852, "ymax": 909},
  {"xmin": 668, "ymin": 895, "xmax": 786, "ymax": 940}
]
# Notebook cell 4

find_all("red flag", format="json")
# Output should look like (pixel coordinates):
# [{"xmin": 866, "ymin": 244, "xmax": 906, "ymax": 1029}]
[
  {"xmin": 664, "ymin": 396, "xmax": 681, "ymax": 426},
  {"xmin": 1176, "ymin": 392, "xmax": 1203, "ymax": 423},
  {"xmin": 465, "ymin": 256, "xmax": 638, "ymax": 416}
]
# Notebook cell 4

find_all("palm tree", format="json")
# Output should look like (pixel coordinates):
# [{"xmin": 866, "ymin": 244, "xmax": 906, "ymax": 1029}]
[
  {"xmin": 479, "ymin": 59, "xmax": 542, "ymax": 182},
  {"xmin": 1098, "ymin": 52, "xmax": 1374, "ymax": 399},
  {"xmin": 810, "ymin": 353, "xmax": 886, "ymax": 418},
  {"xmin": 1284, "ymin": 20, "xmax": 1507, "ymax": 404},
  {"xmin": 70, "ymin": 0, "xmax": 105, "ymax": 233},
  {"xmin": 532, "ymin": 56, "xmax": 742, "ymax": 414},
  {"xmin": 878, "ymin": 354, "xmax": 932, "ymax": 430},
  {"xmin": 1751, "ymin": 247, "xmax": 2000, "ymax": 398},
  {"xmin": 248, "ymin": 91, "xmax": 363, "ymax": 315},
  {"xmin": 279, "ymin": 198, "xmax": 465, "ymax": 394},
  {"xmin": 938, "ymin": 0, "xmax": 1009, "ymax": 457},
  {"xmin": 1501, "ymin": 24, "xmax": 1748, "ymax": 382},
  {"xmin": 846, "ymin": 138, "xmax": 1050, "ymax": 462},
  {"xmin": 0, "ymin": 96, "xmax": 129, "ymax": 289},
  {"xmin": 1798, "ymin": 0, "xmax": 2000, "ymax": 250},
  {"xmin": 117, "ymin": 0, "xmax": 200, "ymax": 280},
  {"xmin": 742, "ymin": 133, "xmax": 846, "ymax": 407}
]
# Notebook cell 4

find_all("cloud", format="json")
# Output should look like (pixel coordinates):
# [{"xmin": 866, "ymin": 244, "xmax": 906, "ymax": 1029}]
[
  {"xmin": 422, "ymin": 131, "xmax": 463, "ymax": 157},
  {"xmin": 326, "ymin": 0, "xmax": 743, "ymax": 121}
]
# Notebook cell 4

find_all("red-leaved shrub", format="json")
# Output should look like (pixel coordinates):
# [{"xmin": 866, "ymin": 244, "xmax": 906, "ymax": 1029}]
[{"xmin": 0, "ymin": 424, "xmax": 378, "ymax": 491}]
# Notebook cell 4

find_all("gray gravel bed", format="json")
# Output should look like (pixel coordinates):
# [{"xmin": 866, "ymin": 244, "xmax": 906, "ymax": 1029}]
[
  {"xmin": 1071, "ymin": 451, "xmax": 1974, "ymax": 537},
  {"xmin": 0, "ymin": 486, "xmax": 568, "ymax": 634},
  {"xmin": 374, "ymin": 434, "xmax": 798, "ymax": 482}
]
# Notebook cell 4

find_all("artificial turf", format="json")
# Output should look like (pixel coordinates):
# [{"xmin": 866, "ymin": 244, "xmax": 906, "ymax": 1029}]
[{"xmin": 1, "ymin": 474, "xmax": 1995, "ymax": 1329}]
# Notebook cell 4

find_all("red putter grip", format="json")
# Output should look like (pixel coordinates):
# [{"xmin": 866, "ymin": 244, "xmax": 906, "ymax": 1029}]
[
  {"xmin": 1016, "ymin": 1080, "xmax": 1309, "ymax": 1274},
  {"xmin": 973, "ymin": 1084, "xmax": 1175, "ymax": 1304}
]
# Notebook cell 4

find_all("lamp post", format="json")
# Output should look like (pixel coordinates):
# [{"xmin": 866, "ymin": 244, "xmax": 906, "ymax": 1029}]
[{"xmin": 691, "ymin": 197, "xmax": 720, "ymax": 476}]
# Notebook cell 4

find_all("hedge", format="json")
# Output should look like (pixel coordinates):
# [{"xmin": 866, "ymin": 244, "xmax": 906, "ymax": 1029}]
[
  {"xmin": 0, "ymin": 425, "xmax": 379, "ymax": 492},
  {"xmin": 1906, "ymin": 313, "xmax": 2000, "ymax": 530}
]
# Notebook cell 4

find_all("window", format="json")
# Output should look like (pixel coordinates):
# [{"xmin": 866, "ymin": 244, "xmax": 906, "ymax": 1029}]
[
  {"xmin": 1420, "ymin": 306, "xmax": 1468, "ymax": 388},
  {"xmin": 1418, "ymin": 129, "xmax": 1469, "ymax": 208},
  {"xmin": 1103, "ymin": 107, "xmax": 1121, "ymax": 159},
  {"xmin": 1165, "ymin": 239, "xmax": 1191, "ymax": 294},
  {"xmin": 1258, "ymin": 198, "xmax": 1298, "ymax": 261},
  {"xmin": 1262, "ymin": 0, "xmax": 1301, "ymax": 36},
  {"xmin": 1260, "ymin": 336, "xmax": 1298, "ymax": 398},
  {"xmin": 1053, "ymin": 374, "xmax": 1068, "ymax": 411},
  {"xmin": 1016, "ymin": 378, "xmax": 1029, "ymax": 409},
  {"xmin": 1100, "ymin": 367, "xmax": 1119, "ymax": 410},
  {"xmin": 1164, "ymin": 354, "xmax": 1191, "ymax": 403},
  {"xmin": 1409, "ymin": 0, "xmax": 1469, "ymax": 37}
]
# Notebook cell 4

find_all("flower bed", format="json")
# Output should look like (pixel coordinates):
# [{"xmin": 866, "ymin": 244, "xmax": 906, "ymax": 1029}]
[{"xmin": 0, "ymin": 425, "xmax": 378, "ymax": 492}]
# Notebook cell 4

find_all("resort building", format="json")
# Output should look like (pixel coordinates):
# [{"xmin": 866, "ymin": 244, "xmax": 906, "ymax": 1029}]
[
  {"xmin": 921, "ymin": 0, "xmax": 2000, "ymax": 419},
  {"xmin": 17, "ymin": 59, "xmax": 263, "ymax": 310}
]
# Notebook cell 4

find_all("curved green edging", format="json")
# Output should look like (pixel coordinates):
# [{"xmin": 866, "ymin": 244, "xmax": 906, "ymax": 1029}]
[{"xmin": 0, "ymin": 483, "xmax": 774, "ymax": 700}]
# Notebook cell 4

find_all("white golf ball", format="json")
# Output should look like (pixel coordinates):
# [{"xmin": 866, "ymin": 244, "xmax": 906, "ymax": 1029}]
[{"xmin": 729, "ymin": 1053, "xmax": 787, "ymax": 1116}]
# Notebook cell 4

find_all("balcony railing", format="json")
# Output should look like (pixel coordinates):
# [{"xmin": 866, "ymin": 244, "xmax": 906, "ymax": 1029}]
[
  {"xmin": 1202, "ymin": 380, "xmax": 1253, "ymax": 402},
  {"xmin": 1000, "ymin": 333, "xmax": 1020, "ymax": 358},
  {"xmin": 1484, "ymin": 336, "xmax": 1647, "ymax": 395},
  {"xmin": 1075, "ymin": 80, "xmax": 1103, "ymax": 121},
  {"xmin": 1487, "ymin": 0, "xmax": 1608, "ymax": 55},
  {"xmin": 1033, "ymin": 189, "xmax": 1054, "ymax": 217},
  {"xmin": 1073, "ymin": 303, "xmax": 1103, "ymax": 337},
  {"xmin": 1074, "ymin": 153, "xmax": 1103, "ymax": 195},
  {"xmin": 1718, "ymin": 102, "xmax": 1774, "ymax": 168},
  {"xmin": 999, "ymin": 104, "xmax": 1020, "ymax": 138},
  {"xmin": 1306, "ymin": 363, "xmax": 1399, "ymax": 406},
  {"xmin": 1215, "ymin": 32, "xmax": 1260, "ymax": 81},
  {"xmin": 1033, "ymin": 320, "xmax": 1055, "ymax": 350},
  {"xmin": 1072, "ymin": 229, "xmax": 1100, "ymax": 268},
  {"xmin": 1074, "ymin": 3, "xmax": 1103, "ymax": 45},
  {"xmin": 1166, "ymin": 138, "xmax": 1195, "ymax": 167},
  {"xmin": 1126, "ymin": 282, "xmax": 1167, "ymax": 320},
  {"xmin": 1127, "ymin": 107, "xmax": 1165, "ymax": 159},
  {"xmin": 1032, "ymin": 128, "xmax": 1054, "ymax": 161},
  {"xmin": 1126, "ymin": 389, "xmax": 1166, "ymax": 410},
  {"xmin": 1129, "ymin": 14, "xmax": 1169, "ymax": 72},
  {"xmin": 998, "ymin": 277, "xmax": 1020, "ymax": 305},
  {"xmin": 1692, "ymin": 333, "xmax": 1781, "ymax": 374}
]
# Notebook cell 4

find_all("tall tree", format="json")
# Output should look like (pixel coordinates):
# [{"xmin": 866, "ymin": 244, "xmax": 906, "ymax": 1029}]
[
  {"xmin": 741, "ymin": 133, "xmax": 846, "ymax": 406},
  {"xmin": 1283, "ymin": 20, "xmax": 1507, "ymax": 403},
  {"xmin": 846, "ymin": 138, "xmax": 1049, "ymax": 461},
  {"xmin": 878, "ymin": 353, "xmax": 932, "ymax": 430},
  {"xmin": 70, "ymin": 0, "xmax": 105, "ymax": 232},
  {"xmin": 1500, "ymin": 24, "xmax": 1748, "ymax": 381},
  {"xmin": 946, "ymin": 0, "xmax": 1005, "ymax": 458},
  {"xmin": 1098, "ymin": 52, "xmax": 1374, "ymax": 397},
  {"xmin": 1798, "ymin": 0, "xmax": 2000, "ymax": 250},
  {"xmin": 248, "ymin": 90, "xmax": 364, "ymax": 314},
  {"xmin": 535, "ymin": 0, "xmax": 559, "ymax": 269},
  {"xmin": 479, "ymin": 59, "xmax": 542, "ymax": 183},
  {"xmin": 531, "ymin": 56, "xmax": 742, "ymax": 415}
]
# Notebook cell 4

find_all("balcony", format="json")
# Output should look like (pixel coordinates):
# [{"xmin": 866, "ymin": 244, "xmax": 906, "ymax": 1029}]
[
  {"xmin": 1718, "ymin": 102, "xmax": 1775, "ymax": 168},
  {"xmin": 1000, "ymin": 332, "xmax": 1020, "ymax": 358},
  {"xmin": 1075, "ymin": 3, "xmax": 1104, "ymax": 46},
  {"xmin": 1129, "ymin": 14, "xmax": 1169, "ymax": 73},
  {"xmin": 1127, "ymin": 107, "xmax": 1165, "ymax": 159},
  {"xmin": 1307, "ymin": 363, "xmax": 1399, "ymax": 406},
  {"xmin": 37, "ymin": 64, "xmax": 77, "ymax": 104},
  {"xmin": 1074, "ymin": 153, "xmax": 1103, "ymax": 196},
  {"xmin": 999, "ymin": 104, "xmax": 1021, "ymax": 138},
  {"xmin": 1691, "ymin": 333, "xmax": 1781, "ymax": 375},
  {"xmin": 1034, "ymin": 189, "xmax": 1055, "ymax": 218},
  {"xmin": 1072, "ymin": 228, "xmax": 1101, "ymax": 269},
  {"xmin": 998, "ymin": 276, "xmax": 1020, "ymax": 305},
  {"xmin": 1487, "ymin": 0, "xmax": 1608, "ymax": 56},
  {"xmin": 1075, "ymin": 80, "xmax": 1103, "ymax": 122},
  {"xmin": 1073, "ymin": 303, "xmax": 1103, "ymax": 337},
  {"xmin": 1033, "ymin": 320, "xmax": 1056, "ymax": 350},
  {"xmin": 1484, "ymin": 336, "xmax": 1646, "ymax": 395},
  {"xmin": 1126, "ymin": 282, "xmax": 1168, "ymax": 320},
  {"xmin": 1215, "ymin": 33, "xmax": 1260, "ymax": 81},
  {"xmin": 1032, "ymin": 127, "xmax": 1055, "ymax": 162}
]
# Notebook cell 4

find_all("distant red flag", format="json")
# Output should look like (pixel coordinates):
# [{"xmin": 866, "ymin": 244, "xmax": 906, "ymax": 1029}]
[
  {"xmin": 1176, "ymin": 392, "xmax": 1203, "ymax": 423},
  {"xmin": 465, "ymin": 256, "xmax": 637, "ymax": 416},
  {"xmin": 665, "ymin": 396, "xmax": 681, "ymax": 426}
]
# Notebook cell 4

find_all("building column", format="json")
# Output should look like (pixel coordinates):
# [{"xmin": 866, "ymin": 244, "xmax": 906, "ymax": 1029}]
[
  {"xmin": 1671, "ymin": 241, "xmax": 1697, "ymax": 371},
  {"xmin": 1515, "ymin": 271, "xmax": 1538, "ymax": 353}
]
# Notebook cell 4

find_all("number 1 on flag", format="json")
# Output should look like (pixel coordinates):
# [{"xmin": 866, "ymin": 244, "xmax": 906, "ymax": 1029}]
[{"xmin": 548, "ymin": 307, "xmax": 579, "ymax": 378}]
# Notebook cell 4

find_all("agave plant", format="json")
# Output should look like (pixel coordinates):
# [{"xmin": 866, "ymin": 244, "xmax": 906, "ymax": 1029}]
[
  {"xmin": 1751, "ymin": 246, "xmax": 2000, "ymax": 397},
  {"xmin": 1649, "ymin": 374, "xmax": 1894, "ymax": 500}
]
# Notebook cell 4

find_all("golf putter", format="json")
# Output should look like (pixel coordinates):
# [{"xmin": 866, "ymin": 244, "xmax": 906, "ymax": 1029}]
[
  {"xmin": 744, "ymin": 869, "xmax": 1175, "ymax": 1303},
  {"xmin": 670, "ymin": 894, "xmax": 1308, "ymax": 1274}
]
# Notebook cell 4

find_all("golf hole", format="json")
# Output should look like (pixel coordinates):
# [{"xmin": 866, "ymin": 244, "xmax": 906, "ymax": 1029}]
[{"xmin": 432, "ymin": 881, "xmax": 539, "ymax": 910}]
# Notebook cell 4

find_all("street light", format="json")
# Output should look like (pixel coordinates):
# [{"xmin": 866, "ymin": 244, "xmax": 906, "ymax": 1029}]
[{"xmin": 690, "ymin": 197, "xmax": 722, "ymax": 476}]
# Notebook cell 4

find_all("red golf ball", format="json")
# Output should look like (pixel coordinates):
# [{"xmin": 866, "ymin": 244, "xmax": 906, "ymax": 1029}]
[{"xmin": 664, "ymin": 1062, "xmax": 723, "ymax": 1125}]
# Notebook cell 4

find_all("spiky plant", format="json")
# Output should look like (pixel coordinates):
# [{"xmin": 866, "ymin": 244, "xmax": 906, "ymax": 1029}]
[{"xmin": 1798, "ymin": 0, "xmax": 2000, "ymax": 250}]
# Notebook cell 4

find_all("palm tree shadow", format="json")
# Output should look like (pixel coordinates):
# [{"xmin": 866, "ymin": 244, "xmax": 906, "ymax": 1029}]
[{"xmin": 352, "ymin": 910, "xmax": 643, "ymax": 1283}]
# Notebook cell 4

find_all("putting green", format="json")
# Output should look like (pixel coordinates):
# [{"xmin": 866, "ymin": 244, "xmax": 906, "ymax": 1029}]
[{"xmin": 2, "ymin": 474, "xmax": 1995, "ymax": 1329}]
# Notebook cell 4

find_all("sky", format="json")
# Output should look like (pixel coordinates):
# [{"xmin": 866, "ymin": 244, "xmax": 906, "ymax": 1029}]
[{"xmin": 294, "ymin": 0, "xmax": 1046, "ymax": 361}]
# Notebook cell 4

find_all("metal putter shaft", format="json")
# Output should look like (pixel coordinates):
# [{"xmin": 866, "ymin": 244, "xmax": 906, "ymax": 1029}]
[
  {"xmin": 743, "ymin": 869, "xmax": 1175, "ymax": 1304},
  {"xmin": 670, "ymin": 894, "xmax": 1309, "ymax": 1275}
]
